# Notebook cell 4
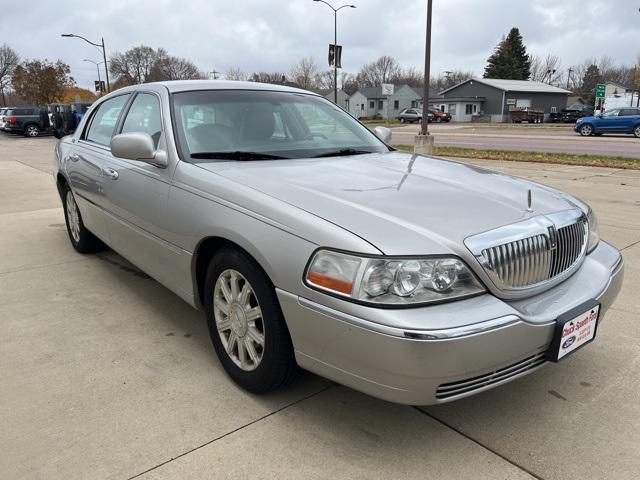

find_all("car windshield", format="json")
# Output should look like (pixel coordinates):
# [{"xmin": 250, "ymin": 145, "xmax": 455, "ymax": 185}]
[{"xmin": 172, "ymin": 90, "xmax": 390, "ymax": 160}]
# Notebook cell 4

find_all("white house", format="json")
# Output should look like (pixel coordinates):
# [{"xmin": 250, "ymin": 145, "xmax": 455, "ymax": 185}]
[{"xmin": 348, "ymin": 84, "xmax": 422, "ymax": 119}]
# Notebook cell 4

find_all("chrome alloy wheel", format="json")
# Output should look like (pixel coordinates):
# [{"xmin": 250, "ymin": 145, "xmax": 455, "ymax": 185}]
[
  {"xmin": 26, "ymin": 125, "xmax": 39, "ymax": 137},
  {"xmin": 65, "ymin": 190, "xmax": 81, "ymax": 243},
  {"xmin": 213, "ymin": 269, "xmax": 265, "ymax": 371}
]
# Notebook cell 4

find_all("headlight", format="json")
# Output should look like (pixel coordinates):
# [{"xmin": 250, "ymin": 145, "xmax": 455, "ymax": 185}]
[
  {"xmin": 586, "ymin": 207, "xmax": 599, "ymax": 253},
  {"xmin": 576, "ymin": 118, "xmax": 583, "ymax": 123},
  {"xmin": 305, "ymin": 250, "xmax": 485, "ymax": 307}
]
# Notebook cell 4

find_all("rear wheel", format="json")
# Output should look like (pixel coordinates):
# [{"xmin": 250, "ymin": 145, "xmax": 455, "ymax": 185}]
[
  {"xmin": 634, "ymin": 125, "xmax": 640, "ymax": 138},
  {"xmin": 62, "ymin": 184, "xmax": 104, "ymax": 253},
  {"xmin": 579, "ymin": 124, "xmax": 594, "ymax": 136},
  {"xmin": 435, "ymin": 117, "xmax": 442, "ymax": 123},
  {"xmin": 205, "ymin": 247, "xmax": 298, "ymax": 393},
  {"xmin": 24, "ymin": 124, "xmax": 40, "ymax": 137}
]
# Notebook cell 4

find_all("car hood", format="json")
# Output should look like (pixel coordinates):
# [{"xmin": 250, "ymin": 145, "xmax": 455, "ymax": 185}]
[{"xmin": 195, "ymin": 152, "xmax": 580, "ymax": 255}]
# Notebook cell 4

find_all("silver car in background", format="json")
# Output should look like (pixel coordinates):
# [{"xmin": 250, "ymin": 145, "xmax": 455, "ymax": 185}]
[{"xmin": 54, "ymin": 81, "xmax": 623, "ymax": 405}]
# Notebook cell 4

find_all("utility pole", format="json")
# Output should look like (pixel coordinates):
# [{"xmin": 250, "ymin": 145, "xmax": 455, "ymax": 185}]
[
  {"xmin": 415, "ymin": 0, "xmax": 434, "ymax": 155},
  {"xmin": 566, "ymin": 67, "xmax": 573, "ymax": 90},
  {"xmin": 209, "ymin": 69, "xmax": 220, "ymax": 80}
]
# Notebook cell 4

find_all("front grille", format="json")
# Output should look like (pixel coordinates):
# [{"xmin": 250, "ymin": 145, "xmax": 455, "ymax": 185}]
[
  {"xmin": 482, "ymin": 220, "xmax": 586, "ymax": 289},
  {"xmin": 436, "ymin": 352, "xmax": 547, "ymax": 400}
]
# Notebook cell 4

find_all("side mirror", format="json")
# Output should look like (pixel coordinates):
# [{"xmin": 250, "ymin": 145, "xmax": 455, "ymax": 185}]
[
  {"xmin": 111, "ymin": 132, "xmax": 168, "ymax": 168},
  {"xmin": 374, "ymin": 126, "xmax": 392, "ymax": 143}
]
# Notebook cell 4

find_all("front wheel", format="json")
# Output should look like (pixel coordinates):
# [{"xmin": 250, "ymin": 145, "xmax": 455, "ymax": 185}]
[
  {"xmin": 63, "ymin": 184, "xmax": 104, "ymax": 253},
  {"xmin": 579, "ymin": 124, "xmax": 594, "ymax": 136},
  {"xmin": 399, "ymin": 118, "xmax": 406, "ymax": 123},
  {"xmin": 634, "ymin": 125, "xmax": 640, "ymax": 138},
  {"xmin": 24, "ymin": 124, "xmax": 40, "ymax": 137},
  {"xmin": 205, "ymin": 247, "xmax": 298, "ymax": 393},
  {"xmin": 435, "ymin": 117, "xmax": 442, "ymax": 123}
]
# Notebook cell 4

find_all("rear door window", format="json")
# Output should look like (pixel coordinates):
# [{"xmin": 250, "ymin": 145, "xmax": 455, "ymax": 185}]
[{"xmin": 85, "ymin": 94, "xmax": 130, "ymax": 147}]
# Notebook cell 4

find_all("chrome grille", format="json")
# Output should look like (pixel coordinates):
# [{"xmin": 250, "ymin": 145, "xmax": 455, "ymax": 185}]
[
  {"xmin": 465, "ymin": 210, "xmax": 589, "ymax": 292},
  {"xmin": 436, "ymin": 352, "xmax": 547, "ymax": 400}
]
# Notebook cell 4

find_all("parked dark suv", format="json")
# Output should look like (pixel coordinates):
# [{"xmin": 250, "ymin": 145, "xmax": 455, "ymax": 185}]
[{"xmin": 3, "ymin": 107, "xmax": 50, "ymax": 137}]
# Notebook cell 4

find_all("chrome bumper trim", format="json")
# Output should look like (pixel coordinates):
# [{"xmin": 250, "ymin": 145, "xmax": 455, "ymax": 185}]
[{"xmin": 297, "ymin": 296, "xmax": 523, "ymax": 340}]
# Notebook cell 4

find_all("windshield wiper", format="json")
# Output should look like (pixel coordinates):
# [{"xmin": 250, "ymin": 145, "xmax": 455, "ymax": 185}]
[
  {"xmin": 312, "ymin": 148, "xmax": 372, "ymax": 158},
  {"xmin": 190, "ymin": 151, "xmax": 289, "ymax": 160}
]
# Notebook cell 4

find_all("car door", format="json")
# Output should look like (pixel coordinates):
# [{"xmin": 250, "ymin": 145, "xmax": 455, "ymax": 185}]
[
  {"xmin": 618, "ymin": 109, "xmax": 638, "ymax": 132},
  {"xmin": 67, "ymin": 93, "xmax": 131, "ymax": 244},
  {"xmin": 594, "ymin": 109, "xmax": 621, "ymax": 132},
  {"xmin": 99, "ymin": 89, "xmax": 180, "ymax": 287}
]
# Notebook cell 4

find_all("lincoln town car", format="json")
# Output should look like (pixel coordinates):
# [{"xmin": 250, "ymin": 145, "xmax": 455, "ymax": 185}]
[{"xmin": 54, "ymin": 81, "xmax": 623, "ymax": 405}]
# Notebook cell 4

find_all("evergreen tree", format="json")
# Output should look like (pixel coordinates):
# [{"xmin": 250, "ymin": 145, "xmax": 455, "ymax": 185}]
[
  {"xmin": 581, "ymin": 64, "xmax": 601, "ymax": 103},
  {"xmin": 484, "ymin": 28, "xmax": 531, "ymax": 80}
]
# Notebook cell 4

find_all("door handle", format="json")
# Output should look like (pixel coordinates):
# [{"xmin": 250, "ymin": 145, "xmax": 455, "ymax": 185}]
[
  {"xmin": 68, "ymin": 154, "xmax": 80, "ymax": 162},
  {"xmin": 102, "ymin": 167, "xmax": 119, "ymax": 180}
]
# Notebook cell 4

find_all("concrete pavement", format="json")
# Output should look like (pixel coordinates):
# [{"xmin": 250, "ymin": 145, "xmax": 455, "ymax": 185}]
[
  {"xmin": 389, "ymin": 123, "xmax": 640, "ymax": 157},
  {"xmin": 1, "ymin": 134, "xmax": 639, "ymax": 479}
]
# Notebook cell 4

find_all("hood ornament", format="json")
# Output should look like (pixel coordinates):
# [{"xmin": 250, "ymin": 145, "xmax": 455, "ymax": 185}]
[{"xmin": 526, "ymin": 189, "xmax": 533, "ymax": 212}]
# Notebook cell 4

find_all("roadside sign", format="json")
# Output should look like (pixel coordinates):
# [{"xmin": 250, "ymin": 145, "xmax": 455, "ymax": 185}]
[
  {"xmin": 382, "ymin": 83, "xmax": 394, "ymax": 96},
  {"xmin": 595, "ymin": 83, "xmax": 606, "ymax": 99},
  {"xmin": 328, "ymin": 44, "xmax": 342, "ymax": 68},
  {"xmin": 94, "ymin": 80, "xmax": 106, "ymax": 93}
]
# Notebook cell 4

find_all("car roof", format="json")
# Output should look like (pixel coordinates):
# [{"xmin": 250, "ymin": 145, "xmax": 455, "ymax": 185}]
[{"xmin": 116, "ymin": 80, "xmax": 320, "ymax": 96}]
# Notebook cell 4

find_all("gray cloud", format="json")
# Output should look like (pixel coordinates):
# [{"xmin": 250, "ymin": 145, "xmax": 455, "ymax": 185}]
[{"xmin": 4, "ymin": 0, "xmax": 639, "ymax": 89}]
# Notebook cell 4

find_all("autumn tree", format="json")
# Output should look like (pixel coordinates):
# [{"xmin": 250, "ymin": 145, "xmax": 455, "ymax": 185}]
[
  {"xmin": 61, "ymin": 86, "xmax": 97, "ymax": 103},
  {"xmin": 0, "ymin": 44, "xmax": 20, "ymax": 106},
  {"xmin": 11, "ymin": 59, "xmax": 74, "ymax": 105},
  {"xmin": 484, "ymin": 27, "xmax": 531, "ymax": 80}
]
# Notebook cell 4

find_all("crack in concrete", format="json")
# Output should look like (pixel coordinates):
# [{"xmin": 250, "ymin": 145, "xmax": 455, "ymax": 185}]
[
  {"xmin": 125, "ymin": 385, "xmax": 335, "ymax": 479},
  {"xmin": 413, "ymin": 407, "xmax": 545, "ymax": 480}
]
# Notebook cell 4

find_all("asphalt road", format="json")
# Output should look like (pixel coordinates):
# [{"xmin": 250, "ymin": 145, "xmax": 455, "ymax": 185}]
[
  {"xmin": 1, "ymin": 133, "xmax": 639, "ymax": 479},
  {"xmin": 389, "ymin": 124, "xmax": 640, "ymax": 158}
]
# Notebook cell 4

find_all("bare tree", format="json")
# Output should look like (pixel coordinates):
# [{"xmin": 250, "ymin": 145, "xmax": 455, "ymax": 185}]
[
  {"xmin": 249, "ymin": 72, "xmax": 288, "ymax": 84},
  {"xmin": 225, "ymin": 67, "xmax": 247, "ymax": 81},
  {"xmin": 109, "ymin": 45, "xmax": 159, "ymax": 85},
  {"xmin": 340, "ymin": 72, "xmax": 358, "ymax": 95},
  {"xmin": 390, "ymin": 66, "xmax": 423, "ymax": 88},
  {"xmin": 0, "ymin": 44, "xmax": 20, "ymax": 106},
  {"xmin": 529, "ymin": 53, "xmax": 563, "ymax": 84},
  {"xmin": 290, "ymin": 57, "xmax": 318, "ymax": 90},
  {"xmin": 356, "ymin": 55, "xmax": 401, "ymax": 86},
  {"xmin": 152, "ymin": 51, "xmax": 205, "ymax": 80},
  {"xmin": 431, "ymin": 70, "xmax": 474, "ymax": 92}
]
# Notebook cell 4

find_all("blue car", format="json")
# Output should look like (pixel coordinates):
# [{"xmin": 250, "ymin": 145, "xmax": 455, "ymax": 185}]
[{"xmin": 575, "ymin": 107, "xmax": 640, "ymax": 138}]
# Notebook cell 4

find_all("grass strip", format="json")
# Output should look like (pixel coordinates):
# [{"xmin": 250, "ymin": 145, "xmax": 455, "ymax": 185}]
[{"xmin": 393, "ymin": 145, "xmax": 640, "ymax": 170}]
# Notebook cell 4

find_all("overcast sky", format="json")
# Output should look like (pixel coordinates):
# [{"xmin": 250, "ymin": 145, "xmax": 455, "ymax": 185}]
[{"xmin": 4, "ymin": 0, "xmax": 640, "ymax": 90}]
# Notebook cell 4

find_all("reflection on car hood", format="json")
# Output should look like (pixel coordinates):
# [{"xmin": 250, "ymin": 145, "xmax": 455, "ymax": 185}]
[{"xmin": 195, "ymin": 151, "xmax": 579, "ymax": 255}]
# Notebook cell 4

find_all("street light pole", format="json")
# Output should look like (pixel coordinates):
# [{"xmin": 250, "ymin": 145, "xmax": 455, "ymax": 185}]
[
  {"xmin": 420, "ymin": 0, "xmax": 433, "ymax": 136},
  {"xmin": 312, "ymin": 0, "xmax": 356, "ymax": 104},
  {"xmin": 83, "ymin": 59, "xmax": 103, "ymax": 96},
  {"xmin": 62, "ymin": 33, "xmax": 110, "ymax": 92}
]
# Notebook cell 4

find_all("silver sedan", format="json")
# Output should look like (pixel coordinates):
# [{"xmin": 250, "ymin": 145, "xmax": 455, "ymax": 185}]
[{"xmin": 54, "ymin": 81, "xmax": 623, "ymax": 405}]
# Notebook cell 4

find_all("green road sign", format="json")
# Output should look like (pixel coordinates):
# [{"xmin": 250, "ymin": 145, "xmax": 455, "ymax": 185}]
[{"xmin": 595, "ymin": 83, "xmax": 606, "ymax": 99}]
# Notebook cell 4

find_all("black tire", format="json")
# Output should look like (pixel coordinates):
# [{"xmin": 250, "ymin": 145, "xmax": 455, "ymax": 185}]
[
  {"xmin": 634, "ymin": 125, "xmax": 640, "ymax": 139},
  {"xmin": 24, "ymin": 124, "xmax": 40, "ymax": 137},
  {"xmin": 579, "ymin": 124, "xmax": 594, "ymax": 136},
  {"xmin": 399, "ymin": 118, "xmax": 405, "ymax": 123},
  {"xmin": 62, "ymin": 184, "xmax": 104, "ymax": 253},
  {"xmin": 205, "ymin": 247, "xmax": 298, "ymax": 393},
  {"xmin": 435, "ymin": 117, "xmax": 442, "ymax": 123}
]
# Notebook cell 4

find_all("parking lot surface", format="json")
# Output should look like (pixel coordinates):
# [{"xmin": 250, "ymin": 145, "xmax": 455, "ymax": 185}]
[
  {"xmin": 1, "ymin": 134, "xmax": 639, "ymax": 479},
  {"xmin": 389, "ymin": 123, "xmax": 640, "ymax": 157}
]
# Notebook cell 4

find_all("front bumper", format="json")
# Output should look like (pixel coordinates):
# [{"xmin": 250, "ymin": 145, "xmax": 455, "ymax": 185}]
[{"xmin": 278, "ymin": 241, "xmax": 623, "ymax": 405}]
